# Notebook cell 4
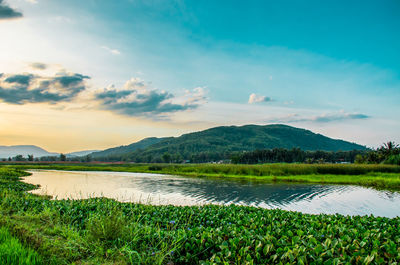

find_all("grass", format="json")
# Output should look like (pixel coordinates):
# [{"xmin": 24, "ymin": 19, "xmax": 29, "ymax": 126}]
[
  {"xmin": 0, "ymin": 166, "xmax": 400, "ymax": 264},
  {"xmin": 7, "ymin": 162, "xmax": 400, "ymax": 189},
  {"xmin": 0, "ymin": 226, "xmax": 44, "ymax": 265}
]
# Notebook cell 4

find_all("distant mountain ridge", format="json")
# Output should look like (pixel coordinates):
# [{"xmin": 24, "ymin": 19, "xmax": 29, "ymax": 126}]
[
  {"xmin": 0, "ymin": 145, "xmax": 58, "ymax": 158},
  {"xmin": 91, "ymin": 124, "xmax": 367, "ymax": 162},
  {"xmin": 66, "ymin": 150, "xmax": 100, "ymax": 158},
  {"xmin": 0, "ymin": 145, "xmax": 98, "ymax": 159}
]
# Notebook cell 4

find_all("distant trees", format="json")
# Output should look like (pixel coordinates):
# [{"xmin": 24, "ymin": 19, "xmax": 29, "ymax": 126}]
[
  {"xmin": 60, "ymin": 153, "xmax": 66, "ymax": 161},
  {"xmin": 13, "ymin": 155, "xmax": 25, "ymax": 161},
  {"xmin": 162, "ymin": 153, "xmax": 171, "ymax": 163},
  {"xmin": 40, "ymin": 156, "xmax": 57, "ymax": 161},
  {"xmin": 84, "ymin": 155, "xmax": 92, "ymax": 162},
  {"xmin": 355, "ymin": 141, "xmax": 400, "ymax": 165},
  {"xmin": 91, "ymin": 148, "xmax": 366, "ymax": 164},
  {"xmin": 231, "ymin": 148, "xmax": 365, "ymax": 164},
  {"xmin": 28, "ymin": 154, "xmax": 34, "ymax": 161}
]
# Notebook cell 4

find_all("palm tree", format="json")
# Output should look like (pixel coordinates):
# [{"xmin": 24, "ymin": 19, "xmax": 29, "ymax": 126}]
[{"xmin": 378, "ymin": 141, "xmax": 399, "ymax": 157}]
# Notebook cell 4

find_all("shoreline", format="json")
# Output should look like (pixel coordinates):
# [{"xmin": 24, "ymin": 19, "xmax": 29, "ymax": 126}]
[{"xmin": 7, "ymin": 163, "xmax": 400, "ymax": 190}]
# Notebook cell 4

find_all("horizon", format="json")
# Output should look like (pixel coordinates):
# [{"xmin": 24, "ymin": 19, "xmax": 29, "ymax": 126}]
[{"xmin": 1, "ymin": 0, "xmax": 399, "ymax": 152}]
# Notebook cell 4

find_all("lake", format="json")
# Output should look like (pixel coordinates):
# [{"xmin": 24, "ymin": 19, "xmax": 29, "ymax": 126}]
[{"xmin": 23, "ymin": 170, "xmax": 400, "ymax": 218}]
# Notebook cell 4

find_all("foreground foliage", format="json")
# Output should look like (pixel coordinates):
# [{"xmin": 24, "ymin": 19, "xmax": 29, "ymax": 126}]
[{"xmin": 0, "ymin": 167, "xmax": 400, "ymax": 264}]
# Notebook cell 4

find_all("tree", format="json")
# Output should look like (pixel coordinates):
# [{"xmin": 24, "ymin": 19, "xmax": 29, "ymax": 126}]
[
  {"xmin": 14, "ymin": 155, "xmax": 25, "ymax": 161},
  {"xmin": 85, "ymin": 155, "xmax": 92, "ymax": 162},
  {"xmin": 28, "ymin": 154, "xmax": 34, "ymax": 161},
  {"xmin": 60, "ymin": 153, "xmax": 66, "ymax": 161},
  {"xmin": 380, "ymin": 141, "xmax": 399, "ymax": 155},
  {"xmin": 162, "ymin": 153, "xmax": 171, "ymax": 163}
]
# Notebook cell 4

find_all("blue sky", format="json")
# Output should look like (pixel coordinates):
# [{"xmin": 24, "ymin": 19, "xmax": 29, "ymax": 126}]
[{"xmin": 0, "ymin": 0, "xmax": 399, "ymax": 151}]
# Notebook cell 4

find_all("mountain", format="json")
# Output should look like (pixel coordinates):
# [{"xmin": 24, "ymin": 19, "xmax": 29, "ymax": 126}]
[
  {"xmin": 93, "ymin": 124, "xmax": 367, "ymax": 162},
  {"xmin": 90, "ymin": 137, "xmax": 166, "ymax": 158},
  {"xmin": 0, "ymin": 145, "xmax": 58, "ymax": 158},
  {"xmin": 66, "ymin": 150, "xmax": 100, "ymax": 158}
]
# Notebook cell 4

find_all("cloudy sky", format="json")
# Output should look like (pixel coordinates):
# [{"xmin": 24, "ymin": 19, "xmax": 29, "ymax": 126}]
[{"xmin": 0, "ymin": 0, "xmax": 399, "ymax": 152}]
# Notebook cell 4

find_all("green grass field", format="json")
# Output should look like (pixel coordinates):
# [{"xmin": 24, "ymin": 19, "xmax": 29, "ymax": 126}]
[
  {"xmin": 0, "ymin": 165, "xmax": 400, "ymax": 264},
  {"xmin": 7, "ymin": 162, "xmax": 400, "ymax": 189}
]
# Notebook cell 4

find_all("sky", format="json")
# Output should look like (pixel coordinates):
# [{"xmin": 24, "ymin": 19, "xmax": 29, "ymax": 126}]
[{"xmin": 0, "ymin": 0, "xmax": 399, "ymax": 152}]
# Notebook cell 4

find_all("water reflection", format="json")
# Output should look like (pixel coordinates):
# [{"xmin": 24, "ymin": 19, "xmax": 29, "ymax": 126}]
[{"xmin": 23, "ymin": 170, "xmax": 400, "ymax": 218}]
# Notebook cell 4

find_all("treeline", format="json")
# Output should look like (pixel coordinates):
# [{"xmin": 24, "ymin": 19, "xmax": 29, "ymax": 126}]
[
  {"xmin": 231, "ymin": 148, "xmax": 365, "ymax": 164},
  {"xmin": 5, "ymin": 142, "xmax": 398, "ymax": 165},
  {"xmin": 1, "ymin": 154, "xmax": 92, "ymax": 163},
  {"xmin": 92, "ymin": 148, "xmax": 366, "ymax": 164},
  {"xmin": 92, "ymin": 151, "xmax": 232, "ymax": 163},
  {"xmin": 355, "ymin": 141, "xmax": 400, "ymax": 165}
]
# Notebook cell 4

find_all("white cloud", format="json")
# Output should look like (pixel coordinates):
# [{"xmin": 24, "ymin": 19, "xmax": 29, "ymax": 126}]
[
  {"xmin": 101, "ymin": 46, "xmax": 121, "ymax": 55},
  {"xmin": 248, "ymin": 93, "xmax": 272, "ymax": 104},
  {"xmin": 183, "ymin": 86, "xmax": 207, "ymax": 105},
  {"xmin": 25, "ymin": 0, "xmax": 38, "ymax": 4}
]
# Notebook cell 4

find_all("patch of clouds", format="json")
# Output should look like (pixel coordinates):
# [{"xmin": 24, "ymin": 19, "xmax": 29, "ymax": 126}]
[
  {"xmin": 25, "ymin": 0, "xmax": 37, "ymax": 4},
  {"xmin": 183, "ymin": 87, "xmax": 207, "ymax": 105},
  {"xmin": 0, "ymin": 0, "xmax": 22, "ymax": 20},
  {"xmin": 101, "ymin": 46, "xmax": 121, "ymax": 55},
  {"xmin": 94, "ymin": 77, "xmax": 206, "ymax": 118},
  {"xmin": 4, "ymin": 74, "xmax": 33, "ymax": 85},
  {"xmin": 30, "ymin": 62, "xmax": 47, "ymax": 70},
  {"xmin": 313, "ymin": 113, "xmax": 369, "ymax": 123},
  {"xmin": 269, "ymin": 111, "xmax": 370, "ymax": 123},
  {"xmin": 248, "ymin": 93, "xmax": 272, "ymax": 104},
  {"xmin": 0, "ymin": 71, "xmax": 89, "ymax": 104}
]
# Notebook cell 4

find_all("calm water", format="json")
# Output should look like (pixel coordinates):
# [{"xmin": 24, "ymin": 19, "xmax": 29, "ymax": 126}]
[{"xmin": 23, "ymin": 170, "xmax": 400, "ymax": 218}]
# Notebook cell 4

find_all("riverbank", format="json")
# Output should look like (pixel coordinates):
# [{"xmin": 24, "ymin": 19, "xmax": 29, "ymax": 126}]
[
  {"xmin": 7, "ymin": 163, "xmax": 400, "ymax": 189},
  {"xmin": 0, "ymin": 166, "xmax": 400, "ymax": 264}
]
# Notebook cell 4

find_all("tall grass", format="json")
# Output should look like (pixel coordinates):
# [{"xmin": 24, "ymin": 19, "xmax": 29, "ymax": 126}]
[{"xmin": 0, "ymin": 226, "xmax": 43, "ymax": 265}]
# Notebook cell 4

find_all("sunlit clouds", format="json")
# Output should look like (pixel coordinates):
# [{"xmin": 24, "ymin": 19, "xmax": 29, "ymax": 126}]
[
  {"xmin": 0, "ymin": 71, "xmax": 89, "ymax": 104},
  {"xmin": 248, "ymin": 93, "xmax": 272, "ymax": 104},
  {"xmin": 94, "ymin": 77, "xmax": 206, "ymax": 118}
]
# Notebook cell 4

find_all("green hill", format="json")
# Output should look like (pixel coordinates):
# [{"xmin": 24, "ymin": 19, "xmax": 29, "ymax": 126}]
[
  {"xmin": 92, "ymin": 124, "xmax": 366, "ymax": 162},
  {"xmin": 91, "ymin": 137, "xmax": 166, "ymax": 158}
]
